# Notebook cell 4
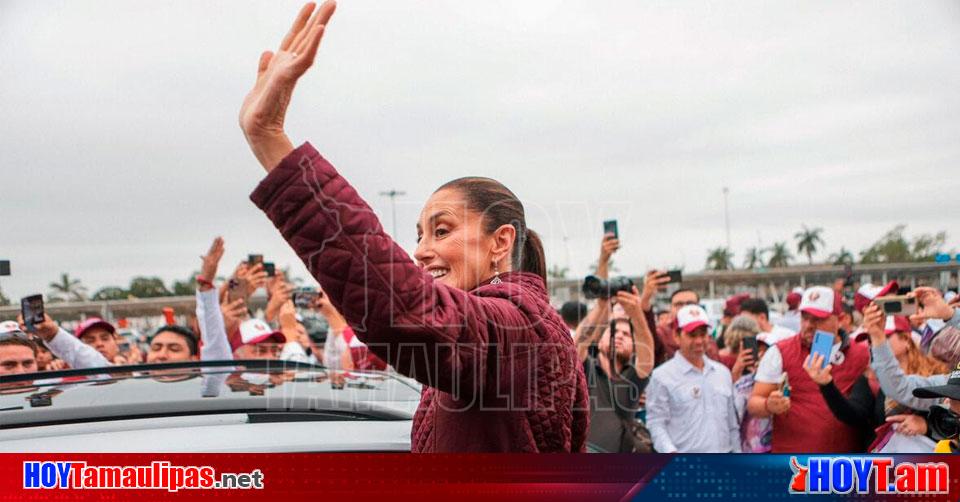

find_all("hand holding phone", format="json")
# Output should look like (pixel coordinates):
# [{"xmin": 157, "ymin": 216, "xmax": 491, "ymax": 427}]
[
  {"xmin": 227, "ymin": 278, "xmax": 248, "ymax": 304},
  {"xmin": 20, "ymin": 295, "xmax": 45, "ymax": 333},
  {"xmin": 665, "ymin": 269, "xmax": 682, "ymax": 284},
  {"xmin": 247, "ymin": 254, "xmax": 264, "ymax": 267},
  {"xmin": 810, "ymin": 330, "xmax": 835, "ymax": 369},
  {"xmin": 874, "ymin": 295, "xmax": 918, "ymax": 317},
  {"xmin": 602, "ymin": 219, "xmax": 619, "ymax": 239},
  {"xmin": 293, "ymin": 288, "xmax": 320, "ymax": 309}
]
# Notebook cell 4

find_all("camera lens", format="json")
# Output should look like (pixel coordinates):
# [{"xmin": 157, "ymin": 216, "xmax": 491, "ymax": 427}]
[{"xmin": 929, "ymin": 405, "xmax": 960, "ymax": 440}]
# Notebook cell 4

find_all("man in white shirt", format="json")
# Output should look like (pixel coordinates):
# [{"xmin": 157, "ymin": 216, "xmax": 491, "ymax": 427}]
[{"xmin": 646, "ymin": 304, "xmax": 741, "ymax": 453}]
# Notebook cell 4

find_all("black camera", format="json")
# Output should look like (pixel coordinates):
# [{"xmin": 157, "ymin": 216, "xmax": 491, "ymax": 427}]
[
  {"xmin": 928, "ymin": 405, "xmax": 960, "ymax": 441},
  {"xmin": 582, "ymin": 275, "xmax": 635, "ymax": 300}
]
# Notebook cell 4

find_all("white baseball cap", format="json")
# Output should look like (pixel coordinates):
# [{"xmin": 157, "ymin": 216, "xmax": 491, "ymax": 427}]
[
  {"xmin": 799, "ymin": 286, "xmax": 842, "ymax": 319},
  {"xmin": 0, "ymin": 320, "xmax": 24, "ymax": 335},
  {"xmin": 676, "ymin": 305, "xmax": 710, "ymax": 333},
  {"xmin": 234, "ymin": 319, "xmax": 285, "ymax": 350},
  {"xmin": 853, "ymin": 281, "xmax": 898, "ymax": 313}
]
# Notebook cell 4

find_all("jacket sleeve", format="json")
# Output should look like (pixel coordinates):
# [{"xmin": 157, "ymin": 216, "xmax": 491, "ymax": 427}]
[
  {"xmin": 196, "ymin": 288, "xmax": 232, "ymax": 361},
  {"xmin": 250, "ymin": 143, "xmax": 537, "ymax": 395},
  {"xmin": 818, "ymin": 375, "xmax": 877, "ymax": 428},
  {"xmin": 46, "ymin": 328, "xmax": 111, "ymax": 369},
  {"xmin": 871, "ymin": 342, "xmax": 944, "ymax": 411}
]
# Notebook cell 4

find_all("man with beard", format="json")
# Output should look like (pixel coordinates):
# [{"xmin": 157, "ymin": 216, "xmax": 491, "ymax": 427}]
[
  {"xmin": 575, "ymin": 287, "xmax": 655, "ymax": 452},
  {"xmin": 747, "ymin": 286, "xmax": 870, "ymax": 453}
]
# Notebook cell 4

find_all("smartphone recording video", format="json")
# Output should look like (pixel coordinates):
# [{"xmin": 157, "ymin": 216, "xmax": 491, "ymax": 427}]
[
  {"xmin": 293, "ymin": 289, "xmax": 320, "ymax": 309},
  {"xmin": 875, "ymin": 295, "xmax": 917, "ymax": 316},
  {"xmin": 666, "ymin": 269, "xmax": 683, "ymax": 284},
  {"xmin": 602, "ymin": 220, "xmax": 619, "ymax": 239},
  {"xmin": 20, "ymin": 294, "xmax": 44, "ymax": 332}
]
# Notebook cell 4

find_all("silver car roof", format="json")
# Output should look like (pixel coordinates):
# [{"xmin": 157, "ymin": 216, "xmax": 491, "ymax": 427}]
[{"xmin": 0, "ymin": 361, "xmax": 421, "ymax": 428}]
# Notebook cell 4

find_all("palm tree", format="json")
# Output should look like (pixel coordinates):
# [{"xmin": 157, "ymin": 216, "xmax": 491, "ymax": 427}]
[
  {"xmin": 794, "ymin": 225, "xmax": 825, "ymax": 265},
  {"xmin": 743, "ymin": 247, "xmax": 765, "ymax": 270},
  {"xmin": 766, "ymin": 242, "xmax": 793, "ymax": 268},
  {"xmin": 829, "ymin": 247, "xmax": 855, "ymax": 266},
  {"xmin": 48, "ymin": 273, "xmax": 87, "ymax": 302},
  {"xmin": 705, "ymin": 247, "xmax": 734, "ymax": 271}
]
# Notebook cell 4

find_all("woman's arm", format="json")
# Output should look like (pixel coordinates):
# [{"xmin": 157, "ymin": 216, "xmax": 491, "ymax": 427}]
[
  {"xmin": 818, "ymin": 375, "xmax": 878, "ymax": 428},
  {"xmin": 244, "ymin": 4, "xmax": 575, "ymax": 398}
]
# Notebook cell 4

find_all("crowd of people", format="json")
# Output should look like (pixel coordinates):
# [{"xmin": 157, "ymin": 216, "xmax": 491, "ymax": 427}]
[
  {"xmin": 0, "ymin": 236, "xmax": 387, "ymax": 382},
  {"xmin": 561, "ymin": 233, "xmax": 960, "ymax": 453},
  {"xmin": 3, "ymin": 229, "xmax": 959, "ymax": 454}
]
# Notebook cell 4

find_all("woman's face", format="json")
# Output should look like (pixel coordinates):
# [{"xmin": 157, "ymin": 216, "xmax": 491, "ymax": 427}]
[{"xmin": 415, "ymin": 188, "xmax": 509, "ymax": 291}]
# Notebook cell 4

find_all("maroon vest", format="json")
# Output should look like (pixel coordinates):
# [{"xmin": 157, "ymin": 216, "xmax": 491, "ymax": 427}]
[{"xmin": 772, "ymin": 334, "xmax": 869, "ymax": 453}]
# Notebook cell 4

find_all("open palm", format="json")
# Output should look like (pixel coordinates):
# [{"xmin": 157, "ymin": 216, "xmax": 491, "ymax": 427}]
[{"xmin": 239, "ymin": 1, "xmax": 336, "ymax": 141}]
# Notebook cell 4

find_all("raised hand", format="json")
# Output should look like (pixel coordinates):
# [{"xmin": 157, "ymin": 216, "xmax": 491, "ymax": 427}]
[
  {"xmin": 910, "ymin": 287, "xmax": 955, "ymax": 323},
  {"xmin": 265, "ymin": 272, "xmax": 294, "ymax": 322},
  {"xmin": 199, "ymin": 237, "xmax": 225, "ymax": 289},
  {"xmin": 245, "ymin": 264, "xmax": 269, "ymax": 297},
  {"xmin": 862, "ymin": 302, "xmax": 886, "ymax": 345},
  {"xmin": 239, "ymin": 1, "xmax": 337, "ymax": 170},
  {"xmin": 599, "ymin": 233, "xmax": 620, "ymax": 263},
  {"xmin": 221, "ymin": 298, "xmax": 249, "ymax": 337},
  {"xmin": 639, "ymin": 270, "xmax": 671, "ymax": 312},
  {"xmin": 18, "ymin": 313, "xmax": 59, "ymax": 343},
  {"xmin": 615, "ymin": 286, "xmax": 644, "ymax": 321}
]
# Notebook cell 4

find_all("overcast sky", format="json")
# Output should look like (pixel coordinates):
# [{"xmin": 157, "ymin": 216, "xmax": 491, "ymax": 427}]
[{"xmin": 2, "ymin": 0, "xmax": 959, "ymax": 300}]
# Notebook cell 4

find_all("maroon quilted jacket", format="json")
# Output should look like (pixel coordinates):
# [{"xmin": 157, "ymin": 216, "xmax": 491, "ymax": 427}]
[{"xmin": 250, "ymin": 143, "xmax": 589, "ymax": 452}]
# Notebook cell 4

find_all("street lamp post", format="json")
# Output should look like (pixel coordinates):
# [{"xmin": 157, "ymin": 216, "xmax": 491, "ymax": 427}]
[{"xmin": 722, "ymin": 186, "xmax": 731, "ymax": 251}]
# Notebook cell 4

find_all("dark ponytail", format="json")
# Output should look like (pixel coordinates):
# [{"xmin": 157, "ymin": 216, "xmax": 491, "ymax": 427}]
[
  {"xmin": 436, "ymin": 177, "xmax": 547, "ymax": 284},
  {"xmin": 520, "ymin": 228, "xmax": 547, "ymax": 283}
]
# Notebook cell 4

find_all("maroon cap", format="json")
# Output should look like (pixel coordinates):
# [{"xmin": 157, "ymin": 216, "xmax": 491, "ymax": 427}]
[
  {"xmin": 786, "ymin": 292, "xmax": 802, "ymax": 310},
  {"xmin": 74, "ymin": 318, "xmax": 116, "ymax": 339},
  {"xmin": 724, "ymin": 293, "xmax": 751, "ymax": 317}
]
